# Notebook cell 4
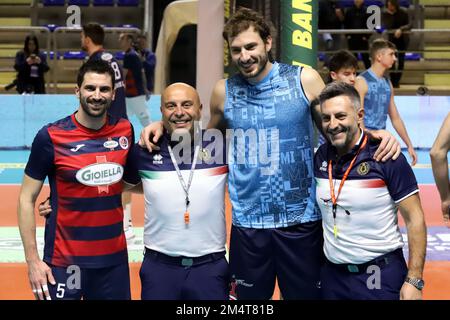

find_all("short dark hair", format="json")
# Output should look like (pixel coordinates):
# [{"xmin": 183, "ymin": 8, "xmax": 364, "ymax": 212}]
[
  {"xmin": 328, "ymin": 50, "xmax": 358, "ymax": 73},
  {"xmin": 77, "ymin": 59, "xmax": 115, "ymax": 88},
  {"xmin": 319, "ymin": 82, "xmax": 361, "ymax": 110},
  {"xmin": 120, "ymin": 33, "xmax": 134, "ymax": 43},
  {"xmin": 82, "ymin": 23, "xmax": 105, "ymax": 46},
  {"xmin": 223, "ymin": 7, "xmax": 271, "ymax": 43},
  {"xmin": 386, "ymin": 0, "xmax": 400, "ymax": 10},
  {"xmin": 370, "ymin": 39, "xmax": 396, "ymax": 60}
]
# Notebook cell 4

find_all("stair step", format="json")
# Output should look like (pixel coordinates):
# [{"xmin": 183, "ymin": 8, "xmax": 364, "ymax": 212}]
[
  {"xmin": 0, "ymin": 71, "xmax": 16, "ymax": 84},
  {"xmin": 0, "ymin": 48, "xmax": 18, "ymax": 58},
  {"xmin": 404, "ymin": 59, "xmax": 450, "ymax": 70},
  {"xmin": 424, "ymin": 73, "xmax": 450, "ymax": 85},
  {"xmin": 0, "ymin": 0, "xmax": 31, "ymax": 3},
  {"xmin": 420, "ymin": 0, "xmax": 450, "ymax": 5},
  {"xmin": 0, "ymin": 17, "xmax": 31, "ymax": 26},
  {"xmin": 424, "ymin": 45, "xmax": 450, "ymax": 59},
  {"xmin": 424, "ymin": 19, "xmax": 450, "ymax": 29},
  {"xmin": 0, "ymin": 44, "xmax": 21, "ymax": 49}
]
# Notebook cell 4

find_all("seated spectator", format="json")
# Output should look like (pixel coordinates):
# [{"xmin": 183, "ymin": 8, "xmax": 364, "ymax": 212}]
[{"xmin": 14, "ymin": 35, "xmax": 50, "ymax": 94}]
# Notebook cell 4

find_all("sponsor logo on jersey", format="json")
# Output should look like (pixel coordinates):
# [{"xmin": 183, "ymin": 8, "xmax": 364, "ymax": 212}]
[
  {"xmin": 235, "ymin": 279, "xmax": 254, "ymax": 288},
  {"xmin": 153, "ymin": 154, "xmax": 163, "ymax": 165},
  {"xmin": 357, "ymin": 162, "xmax": 370, "ymax": 175},
  {"xmin": 104, "ymin": 140, "xmax": 119, "ymax": 150},
  {"xmin": 76, "ymin": 162, "xmax": 123, "ymax": 186},
  {"xmin": 101, "ymin": 52, "xmax": 113, "ymax": 61},
  {"xmin": 199, "ymin": 148, "xmax": 210, "ymax": 161},
  {"xmin": 70, "ymin": 144, "xmax": 85, "ymax": 152},
  {"xmin": 119, "ymin": 136, "xmax": 129, "ymax": 150},
  {"xmin": 320, "ymin": 161, "xmax": 327, "ymax": 172}
]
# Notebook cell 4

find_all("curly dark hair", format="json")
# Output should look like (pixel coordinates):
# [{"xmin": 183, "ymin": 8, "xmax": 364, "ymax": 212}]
[{"xmin": 222, "ymin": 7, "xmax": 271, "ymax": 43}]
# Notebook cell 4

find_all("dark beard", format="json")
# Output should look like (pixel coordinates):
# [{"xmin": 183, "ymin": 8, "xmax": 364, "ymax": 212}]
[
  {"xmin": 80, "ymin": 97, "xmax": 110, "ymax": 118},
  {"xmin": 240, "ymin": 53, "xmax": 269, "ymax": 80}
]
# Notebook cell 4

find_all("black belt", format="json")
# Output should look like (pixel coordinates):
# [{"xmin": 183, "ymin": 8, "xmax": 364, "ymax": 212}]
[
  {"xmin": 144, "ymin": 248, "xmax": 226, "ymax": 267},
  {"xmin": 326, "ymin": 248, "xmax": 403, "ymax": 274}
]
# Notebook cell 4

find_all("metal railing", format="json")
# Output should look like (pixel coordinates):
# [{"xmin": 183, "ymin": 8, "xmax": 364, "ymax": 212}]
[{"xmin": 318, "ymin": 28, "xmax": 450, "ymax": 56}]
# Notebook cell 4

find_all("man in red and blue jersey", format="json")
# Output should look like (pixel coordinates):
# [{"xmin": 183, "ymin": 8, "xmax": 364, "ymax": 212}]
[
  {"xmin": 81, "ymin": 23, "xmax": 135, "ymax": 240},
  {"xmin": 18, "ymin": 60, "xmax": 134, "ymax": 300}
]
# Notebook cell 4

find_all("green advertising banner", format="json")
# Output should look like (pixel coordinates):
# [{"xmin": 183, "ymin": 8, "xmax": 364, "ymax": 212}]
[{"xmin": 280, "ymin": 0, "xmax": 318, "ymax": 68}]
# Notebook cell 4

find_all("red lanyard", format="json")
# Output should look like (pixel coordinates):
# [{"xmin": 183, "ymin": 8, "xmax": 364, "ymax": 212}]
[{"xmin": 328, "ymin": 135, "xmax": 368, "ymax": 237}]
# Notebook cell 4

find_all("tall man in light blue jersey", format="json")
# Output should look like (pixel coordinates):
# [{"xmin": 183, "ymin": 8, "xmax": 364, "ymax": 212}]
[
  {"xmin": 355, "ymin": 39, "xmax": 417, "ymax": 166},
  {"xmin": 141, "ymin": 8, "xmax": 401, "ymax": 300}
]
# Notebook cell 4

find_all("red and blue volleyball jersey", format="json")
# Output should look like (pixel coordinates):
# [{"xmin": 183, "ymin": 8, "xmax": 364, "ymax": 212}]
[
  {"xmin": 88, "ymin": 50, "xmax": 128, "ymax": 119},
  {"xmin": 25, "ymin": 113, "xmax": 134, "ymax": 268}
]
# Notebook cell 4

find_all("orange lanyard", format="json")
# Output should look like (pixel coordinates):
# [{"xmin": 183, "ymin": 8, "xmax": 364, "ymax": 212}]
[{"xmin": 328, "ymin": 135, "xmax": 368, "ymax": 237}]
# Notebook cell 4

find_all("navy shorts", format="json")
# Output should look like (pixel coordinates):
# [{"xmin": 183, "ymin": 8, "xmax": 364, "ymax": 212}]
[
  {"xmin": 321, "ymin": 248, "xmax": 408, "ymax": 300},
  {"xmin": 48, "ymin": 262, "xmax": 131, "ymax": 300},
  {"xmin": 140, "ymin": 248, "xmax": 230, "ymax": 300},
  {"xmin": 229, "ymin": 221, "xmax": 324, "ymax": 300}
]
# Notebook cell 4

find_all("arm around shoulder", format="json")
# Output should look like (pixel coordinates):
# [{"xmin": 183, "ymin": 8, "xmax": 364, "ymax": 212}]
[
  {"xmin": 354, "ymin": 76, "xmax": 367, "ymax": 110},
  {"xmin": 300, "ymin": 67, "xmax": 325, "ymax": 103},
  {"xmin": 208, "ymin": 79, "xmax": 226, "ymax": 131}
]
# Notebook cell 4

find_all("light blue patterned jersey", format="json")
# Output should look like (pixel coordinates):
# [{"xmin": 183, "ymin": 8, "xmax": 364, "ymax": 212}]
[
  {"xmin": 360, "ymin": 69, "xmax": 391, "ymax": 130},
  {"xmin": 224, "ymin": 62, "xmax": 321, "ymax": 229}
]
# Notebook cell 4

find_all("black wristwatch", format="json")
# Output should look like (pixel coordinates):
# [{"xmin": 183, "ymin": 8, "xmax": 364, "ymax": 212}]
[{"xmin": 404, "ymin": 277, "xmax": 425, "ymax": 291}]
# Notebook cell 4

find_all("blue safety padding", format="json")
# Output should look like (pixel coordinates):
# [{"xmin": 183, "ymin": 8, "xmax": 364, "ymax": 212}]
[
  {"xmin": 63, "ymin": 51, "xmax": 87, "ymax": 59},
  {"xmin": 44, "ymin": 24, "xmax": 58, "ymax": 32},
  {"xmin": 117, "ymin": 0, "xmax": 139, "ymax": 6},
  {"xmin": 339, "ymin": 0, "xmax": 410, "ymax": 7},
  {"xmin": 405, "ymin": 52, "xmax": 421, "ymax": 61},
  {"xmin": 93, "ymin": 0, "xmax": 114, "ymax": 6},
  {"xmin": 339, "ymin": 0, "xmax": 383, "ymax": 7},
  {"xmin": 68, "ymin": 0, "xmax": 90, "ymax": 5},
  {"xmin": 119, "ymin": 24, "xmax": 137, "ymax": 28},
  {"xmin": 42, "ymin": 0, "xmax": 65, "ymax": 5},
  {"xmin": 114, "ymin": 51, "xmax": 125, "ymax": 60}
]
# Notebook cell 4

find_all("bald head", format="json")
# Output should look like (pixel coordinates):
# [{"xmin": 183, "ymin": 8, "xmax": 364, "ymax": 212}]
[
  {"xmin": 161, "ymin": 82, "xmax": 202, "ymax": 136},
  {"xmin": 162, "ymin": 83, "xmax": 200, "ymax": 105}
]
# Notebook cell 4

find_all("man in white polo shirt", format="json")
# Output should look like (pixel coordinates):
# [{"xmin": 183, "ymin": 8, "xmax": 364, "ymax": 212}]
[
  {"xmin": 314, "ymin": 82, "xmax": 427, "ymax": 300},
  {"xmin": 123, "ymin": 83, "xmax": 229, "ymax": 300}
]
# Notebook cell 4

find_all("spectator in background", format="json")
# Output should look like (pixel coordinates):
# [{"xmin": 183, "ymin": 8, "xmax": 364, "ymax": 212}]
[
  {"xmin": 344, "ymin": 0, "xmax": 371, "ymax": 69},
  {"xmin": 382, "ymin": 0, "xmax": 411, "ymax": 88},
  {"xmin": 136, "ymin": 34, "xmax": 156, "ymax": 94},
  {"xmin": 14, "ymin": 35, "xmax": 49, "ymax": 94},
  {"xmin": 119, "ymin": 33, "xmax": 151, "ymax": 127},
  {"xmin": 319, "ymin": 0, "xmax": 344, "ymax": 65},
  {"xmin": 355, "ymin": 39, "xmax": 417, "ymax": 166},
  {"xmin": 327, "ymin": 49, "xmax": 359, "ymax": 85}
]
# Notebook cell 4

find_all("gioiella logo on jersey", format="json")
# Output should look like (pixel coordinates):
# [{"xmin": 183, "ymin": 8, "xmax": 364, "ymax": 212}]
[{"xmin": 75, "ymin": 162, "xmax": 123, "ymax": 187}]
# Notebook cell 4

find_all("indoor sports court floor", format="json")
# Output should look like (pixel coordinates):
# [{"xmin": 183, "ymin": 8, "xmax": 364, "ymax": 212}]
[{"xmin": 0, "ymin": 149, "xmax": 449, "ymax": 300}]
